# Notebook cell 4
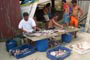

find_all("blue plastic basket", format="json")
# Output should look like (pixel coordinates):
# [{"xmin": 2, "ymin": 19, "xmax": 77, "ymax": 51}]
[
  {"xmin": 10, "ymin": 44, "xmax": 36, "ymax": 59},
  {"xmin": 47, "ymin": 46, "xmax": 71, "ymax": 60},
  {"xmin": 61, "ymin": 33, "xmax": 72, "ymax": 43},
  {"xmin": 35, "ymin": 39, "xmax": 49, "ymax": 52},
  {"xmin": 6, "ymin": 40, "xmax": 17, "ymax": 52}
]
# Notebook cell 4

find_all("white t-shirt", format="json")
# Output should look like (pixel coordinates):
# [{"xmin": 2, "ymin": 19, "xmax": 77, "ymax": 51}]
[{"xmin": 18, "ymin": 18, "xmax": 36, "ymax": 33}]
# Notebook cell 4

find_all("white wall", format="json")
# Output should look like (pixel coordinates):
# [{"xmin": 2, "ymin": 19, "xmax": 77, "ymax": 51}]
[
  {"xmin": 85, "ymin": 3, "xmax": 90, "ymax": 33},
  {"xmin": 79, "ymin": 1, "xmax": 90, "ymax": 14}
]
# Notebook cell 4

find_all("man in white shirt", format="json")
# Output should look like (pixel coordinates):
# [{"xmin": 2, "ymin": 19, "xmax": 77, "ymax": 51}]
[{"xmin": 18, "ymin": 12, "xmax": 36, "ymax": 33}]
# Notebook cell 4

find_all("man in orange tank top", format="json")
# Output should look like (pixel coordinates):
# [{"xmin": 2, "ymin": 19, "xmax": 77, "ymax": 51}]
[
  {"xmin": 70, "ymin": 0, "xmax": 83, "ymax": 38},
  {"xmin": 70, "ymin": 0, "xmax": 83, "ymax": 28}
]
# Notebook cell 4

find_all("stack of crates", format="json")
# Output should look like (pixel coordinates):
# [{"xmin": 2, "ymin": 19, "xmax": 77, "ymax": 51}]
[{"xmin": 6, "ymin": 39, "xmax": 17, "ymax": 52}]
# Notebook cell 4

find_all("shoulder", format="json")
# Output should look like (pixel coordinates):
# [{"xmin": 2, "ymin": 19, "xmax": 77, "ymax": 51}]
[
  {"xmin": 78, "ymin": 5, "xmax": 80, "ymax": 8},
  {"xmin": 76, "ymin": 5, "xmax": 81, "ymax": 10},
  {"xmin": 28, "ymin": 18, "xmax": 35, "ymax": 22},
  {"xmin": 51, "ymin": 18, "xmax": 55, "ymax": 22},
  {"xmin": 29, "ymin": 18, "xmax": 34, "ymax": 21},
  {"xmin": 76, "ymin": 5, "xmax": 79, "ymax": 8},
  {"xmin": 18, "ymin": 19, "xmax": 24, "ymax": 27},
  {"xmin": 19, "ymin": 19, "xmax": 24, "ymax": 23}
]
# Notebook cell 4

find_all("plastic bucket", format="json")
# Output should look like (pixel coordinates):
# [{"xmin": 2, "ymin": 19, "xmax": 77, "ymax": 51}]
[
  {"xmin": 61, "ymin": 33, "xmax": 72, "ymax": 43},
  {"xmin": 35, "ymin": 39, "xmax": 48, "ymax": 52}
]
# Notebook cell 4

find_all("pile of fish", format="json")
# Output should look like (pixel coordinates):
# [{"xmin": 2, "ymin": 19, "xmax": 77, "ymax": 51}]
[{"xmin": 50, "ymin": 50, "xmax": 67, "ymax": 58}]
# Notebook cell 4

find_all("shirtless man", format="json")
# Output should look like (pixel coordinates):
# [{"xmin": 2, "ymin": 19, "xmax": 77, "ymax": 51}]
[
  {"xmin": 70, "ymin": 0, "xmax": 83, "ymax": 37},
  {"xmin": 70, "ymin": 0, "xmax": 83, "ymax": 28},
  {"xmin": 48, "ymin": 14, "xmax": 63, "ymax": 29}
]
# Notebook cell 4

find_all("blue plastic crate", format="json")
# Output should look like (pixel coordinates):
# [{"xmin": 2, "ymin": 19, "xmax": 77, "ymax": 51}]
[
  {"xmin": 10, "ymin": 44, "xmax": 37, "ymax": 59},
  {"xmin": 6, "ymin": 40, "xmax": 17, "ymax": 52},
  {"xmin": 61, "ymin": 33, "xmax": 72, "ymax": 43},
  {"xmin": 47, "ymin": 46, "xmax": 71, "ymax": 60},
  {"xmin": 35, "ymin": 39, "xmax": 49, "ymax": 52}
]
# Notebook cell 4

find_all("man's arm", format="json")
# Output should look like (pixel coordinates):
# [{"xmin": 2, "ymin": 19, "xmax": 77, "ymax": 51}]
[
  {"xmin": 19, "ymin": 29, "xmax": 27, "ymax": 33},
  {"xmin": 52, "ymin": 19, "xmax": 63, "ymax": 29},
  {"xmin": 78, "ymin": 6, "xmax": 83, "ymax": 18},
  {"xmin": 31, "ymin": 18, "xmax": 37, "ymax": 31}
]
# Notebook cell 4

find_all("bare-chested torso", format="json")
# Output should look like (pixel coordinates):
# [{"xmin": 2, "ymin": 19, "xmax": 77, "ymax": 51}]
[
  {"xmin": 48, "ymin": 19, "xmax": 55, "ymax": 28},
  {"xmin": 72, "ymin": 5, "xmax": 80, "ymax": 17}
]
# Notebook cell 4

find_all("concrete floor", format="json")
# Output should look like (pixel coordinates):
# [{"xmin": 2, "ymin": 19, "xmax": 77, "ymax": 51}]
[{"xmin": 0, "ymin": 32, "xmax": 90, "ymax": 60}]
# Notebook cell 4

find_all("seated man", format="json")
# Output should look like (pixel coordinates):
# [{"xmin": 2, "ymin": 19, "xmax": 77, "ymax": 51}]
[
  {"xmin": 18, "ymin": 12, "xmax": 36, "ymax": 33},
  {"xmin": 48, "ymin": 14, "xmax": 64, "ymax": 29}
]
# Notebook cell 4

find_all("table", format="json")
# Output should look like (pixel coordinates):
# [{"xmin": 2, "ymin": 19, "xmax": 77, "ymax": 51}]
[{"xmin": 23, "ymin": 27, "xmax": 80, "ymax": 41}]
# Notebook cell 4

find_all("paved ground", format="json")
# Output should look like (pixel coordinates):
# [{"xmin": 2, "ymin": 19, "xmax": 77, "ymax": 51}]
[{"xmin": 0, "ymin": 32, "xmax": 90, "ymax": 60}]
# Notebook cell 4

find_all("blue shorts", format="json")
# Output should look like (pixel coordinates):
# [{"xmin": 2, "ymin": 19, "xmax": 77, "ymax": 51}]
[{"xmin": 64, "ymin": 13, "xmax": 70, "ymax": 23}]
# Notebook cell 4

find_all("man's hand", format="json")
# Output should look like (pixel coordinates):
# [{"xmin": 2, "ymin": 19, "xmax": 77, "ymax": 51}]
[
  {"xmin": 78, "ymin": 16, "xmax": 81, "ymax": 19},
  {"xmin": 60, "ymin": 25, "xmax": 64, "ymax": 29},
  {"xmin": 33, "ymin": 26, "xmax": 37, "ymax": 31},
  {"xmin": 22, "ymin": 29, "xmax": 27, "ymax": 33},
  {"xmin": 19, "ymin": 29, "xmax": 27, "ymax": 33}
]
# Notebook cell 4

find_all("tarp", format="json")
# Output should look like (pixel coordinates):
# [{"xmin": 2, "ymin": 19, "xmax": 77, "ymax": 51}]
[
  {"xmin": 20, "ymin": 0, "xmax": 49, "ymax": 18},
  {"xmin": 20, "ymin": 2, "xmax": 38, "ymax": 18}
]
